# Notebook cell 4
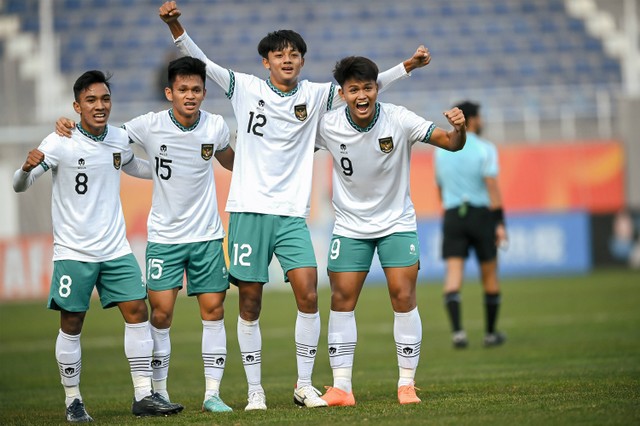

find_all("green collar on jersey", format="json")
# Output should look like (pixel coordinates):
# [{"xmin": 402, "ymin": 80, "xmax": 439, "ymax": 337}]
[
  {"xmin": 169, "ymin": 108, "xmax": 200, "ymax": 132},
  {"xmin": 345, "ymin": 102, "xmax": 380, "ymax": 133},
  {"xmin": 266, "ymin": 78, "xmax": 299, "ymax": 97},
  {"xmin": 77, "ymin": 123, "xmax": 108, "ymax": 141}
]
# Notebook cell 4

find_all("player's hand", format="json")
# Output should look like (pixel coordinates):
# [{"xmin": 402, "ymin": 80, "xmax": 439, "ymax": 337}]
[
  {"xmin": 159, "ymin": 1, "xmax": 181, "ymax": 23},
  {"xmin": 21, "ymin": 149, "xmax": 45, "ymax": 172},
  {"xmin": 55, "ymin": 117, "xmax": 76, "ymax": 138},
  {"xmin": 443, "ymin": 107, "xmax": 465, "ymax": 131},
  {"xmin": 406, "ymin": 45, "xmax": 431, "ymax": 72}
]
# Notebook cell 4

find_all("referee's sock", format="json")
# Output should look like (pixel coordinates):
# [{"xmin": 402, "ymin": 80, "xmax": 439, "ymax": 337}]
[
  {"xmin": 444, "ymin": 292, "xmax": 463, "ymax": 332},
  {"xmin": 484, "ymin": 293, "xmax": 501, "ymax": 334}
]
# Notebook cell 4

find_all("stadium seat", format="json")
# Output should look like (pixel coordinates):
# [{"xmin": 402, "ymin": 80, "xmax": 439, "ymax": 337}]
[{"xmin": 0, "ymin": 0, "xmax": 615, "ymax": 125}]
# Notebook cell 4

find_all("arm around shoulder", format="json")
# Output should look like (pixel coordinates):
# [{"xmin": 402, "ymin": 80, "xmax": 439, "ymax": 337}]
[{"xmin": 122, "ymin": 156, "xmax": 153, "ymax": 179}]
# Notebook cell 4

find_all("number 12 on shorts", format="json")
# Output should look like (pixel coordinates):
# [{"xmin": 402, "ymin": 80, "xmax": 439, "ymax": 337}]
[{"xmin": 233, "ymin": 243, "xmax": 252, "ymax": 266}]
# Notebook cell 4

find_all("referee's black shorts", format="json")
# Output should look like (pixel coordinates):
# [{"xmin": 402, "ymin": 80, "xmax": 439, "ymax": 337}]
[{"xmin": 441, "ymin": 204, "xmax": 497, "ymax": 262}]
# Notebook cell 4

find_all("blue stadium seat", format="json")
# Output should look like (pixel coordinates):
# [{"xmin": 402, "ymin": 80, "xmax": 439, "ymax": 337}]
[{"xmin": 42, "ymin": 0, "xmax": 619, "ymax": 122}]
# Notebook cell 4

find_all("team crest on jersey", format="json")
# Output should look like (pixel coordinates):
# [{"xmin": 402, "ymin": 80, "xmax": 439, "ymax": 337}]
[
  {"xmin": 294, "ymin": 104, "xmax": 308, "ymax": 121},
  {"xmin": 113, "ymin": 153, "xmax": 122, "ymax": 169},
  {"xmin": 201, "ymin": 144, "xmax": 214, "ymax": 161},
  {"xmin": 379, "ymin": 137, "xmax": 394, "ymax": 153}
]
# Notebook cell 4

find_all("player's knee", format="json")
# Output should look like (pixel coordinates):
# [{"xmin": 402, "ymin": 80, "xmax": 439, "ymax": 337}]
[
  {"xmin": 296, "ymin": 290, "xmax": 318, "ymax": 312},
  {"xmin": 150, "ymin": 308, "xmax": 173, "ymax": 328},
  {"xmin": 390, "ymin": 290, "xmax": 416, "ymax": 312},
  {"xmin": 239, "ymin": 298, "xmax": 261, "ymax": 321},
  {"xmin": 201, "ymin": 304, "xmax": 224, "ymax": 321},
  {"xmin": 60, "ymin": 312, "xmax": 85, "ymax": 335}
]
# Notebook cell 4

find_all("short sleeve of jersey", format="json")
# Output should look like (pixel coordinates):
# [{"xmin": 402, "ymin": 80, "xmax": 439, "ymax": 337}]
[
  {"xmin": 123, "ymin": 112, "xmax": 152, "ymax": 147},
  {"xmin": 315, "ymin": 116, "xmax": 329, "ymax": 150},
  {"xmin": 395, "ymin": 105, "xmax": 435, "ymax": 145},
  {"xmin": 111, "ymin": 126, "xmax": 135, "ymax": 165},
  {"xmin": 215, "ymin": 118, "xmax": 231, "ymax": 152},
  {"xmin": 37, "ymin": 133, "xmax": 62, "ymax": 170},
  {"xmin": 482, "ymin": 141, "xmax": 499, "ymax": 177}
]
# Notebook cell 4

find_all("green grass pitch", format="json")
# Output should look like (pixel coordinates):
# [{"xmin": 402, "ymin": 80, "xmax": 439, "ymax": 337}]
[{"xmin": 1, "ymin": 268, "xmax": 638, "ymax": 425}]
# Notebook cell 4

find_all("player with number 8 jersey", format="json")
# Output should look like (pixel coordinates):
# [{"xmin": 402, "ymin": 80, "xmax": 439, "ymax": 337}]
[
  {"xmin": 24, "ymin": 125, "xmax": 138, "ymax": 262},
  {"xmin": 13, "ymin": 70, "xmax": 184, "ymax": 422}
]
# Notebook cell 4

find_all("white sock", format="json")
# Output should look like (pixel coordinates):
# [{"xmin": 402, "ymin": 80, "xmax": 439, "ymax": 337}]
[
  {"xmin": 295, "ymin": 310, "xmax": 320, "ymax": 389},
  {"xmin": 393, "ymin": 308, "xmax": 422, "ymax": 387},
  {"xmin": 125, "ymin": 321, "xmax": 153, "ymax": 401},
  {"xmin": 56, "ymin": 329, "xmax": 82, "ymax": 407},
  {"xmin": 327, "ymin": 310, "xmax": 356, "ymax": 393},
  {"xmin": 202, "ymin": 319, "xmax": 226, "ymax": 400},
  {"xmin": 237, "ymin": 316, "xmax": 263, "ymax": 394},
  {"xmin": 150, "ymin": 325, "xmax": 171, "ymax": 400}
]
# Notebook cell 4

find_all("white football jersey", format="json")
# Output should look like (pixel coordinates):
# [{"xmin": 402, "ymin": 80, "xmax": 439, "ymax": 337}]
[
  {"xmin": 174, "ymin": 32, "xmax": 408, "ymax": 217},
  {"xmin": 317, "ymin": 102, "xmax": 436, "ymax": 239},
  {"xmin": 124, "ymin": 109, "xmax": 230, "ymax": 244},
  {"xmin": 35, "ymin": 126, "xmax": 134, "ymax": 262}
]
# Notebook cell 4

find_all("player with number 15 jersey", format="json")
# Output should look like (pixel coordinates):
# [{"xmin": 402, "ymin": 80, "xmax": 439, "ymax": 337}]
[{"xmin": 124, "ymin": 108, "xmax": 230, "ymax": 244}]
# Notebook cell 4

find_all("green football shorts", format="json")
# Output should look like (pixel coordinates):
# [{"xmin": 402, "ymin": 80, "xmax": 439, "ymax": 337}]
[
  {"xmin": 227, "ymin": 212, "xmax": 317, "ymax": 284},
  {"xmin": 48, "ymin": 253, "xmax": 146, "ymax": 312},
  {"xmin": 327, "ymin": 231, "xmax": 420, "ymax": 272},
  {"xmin": 145, "ymin": 239, "xmax": 229, "ymax": 295}
]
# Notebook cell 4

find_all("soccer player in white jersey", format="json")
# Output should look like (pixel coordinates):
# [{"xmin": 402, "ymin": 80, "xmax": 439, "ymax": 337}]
[
  {"xmin": 13, "ymin": 70, "xmax": 183, "ymax": 422},
  {"xmin": 315, "ymin": 56, "xmax": 466, "ymax": 406},
  {"xmin": 159, "ymin": 0, "xmax": 431, "ymax": 410},
  {"xmin": 55, "ymin": 57, "xmax": 235, "ymax": 413}
]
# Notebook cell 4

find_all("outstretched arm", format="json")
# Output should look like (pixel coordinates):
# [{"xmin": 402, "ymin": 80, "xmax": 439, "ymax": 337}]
[
  {"xmin": 159, "ymin": 1, "xmax": 185, "ymax": 39},
  {"xmin": 427, "ymin": 107, "xmax": 466, "ymax": 152},
  {"xmin": 159, "ymin": 1, "xmax": 231, "ymax": 92},
  {"xmin": 378, "ymin": 45, "xmax": 431, "ymax": 93}
]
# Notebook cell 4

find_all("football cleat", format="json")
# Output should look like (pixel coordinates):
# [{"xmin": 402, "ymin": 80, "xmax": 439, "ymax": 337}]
[
  {"xmin": 320, "ymin": 386, "xmax": 356, "ymax": 407},
  {"xmin": 202, "ymin": 395, "xmax": 233, "ymax": 412},
  {"xmin": 293, "ymin": 385, "xmax": 328, "ymax": 408},
  {"xmin": 483, "ymin": 332, "xmax": 506, "ymax": 348},
  {"xmin": 244, "ymin": 391, "xmax": 267, "ymax": 411},
  {"xmin": 66, "ymin": 398, "xmax": 93, "ymax": 423},
  {"xmin": 131, "ymin": 392, "xmax": 183, "ymax": 417},
  {"xmin": 398, "ymin": 383, "xmax": 421, "ymax": 404},
  {"xmin": 452, "ymin": 330, "xmax": 469, "ymax": 349}
]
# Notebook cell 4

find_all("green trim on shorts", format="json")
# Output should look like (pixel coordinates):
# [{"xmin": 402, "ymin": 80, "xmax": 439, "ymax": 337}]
[
  {"xmin": 146, "ymin": 240, "xmax": 229, "ymax": 296},
  {"xmin": 48, "ymin": 253, "xmax": 145, "ymax": 311},
  {"xmin": 228, "ymin": 212, "xmax": 317, "ymax": 285},
  {"xmin": 327, "ymin": 231, "xmax": 420, "ymax": 272}
]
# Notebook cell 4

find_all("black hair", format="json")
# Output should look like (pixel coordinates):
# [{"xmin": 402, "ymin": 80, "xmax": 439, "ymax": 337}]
[
  {"xmin": 454, "ymin": 101, "xmax": 480, "ymax": 119},
  {"xmin": 73, "ymin": 70, "xmax": 111, "ymax": 101},
  {"xmin": 332, "ymin": 56, "xmax": 379, "ymax": 87},
  {"xmin": 167, "ymin": 56, "xmax": 206, "ymax": 87},
  {"xmin": 257, "ymin": 30, "xmax": 307, "ymax": 58}
]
